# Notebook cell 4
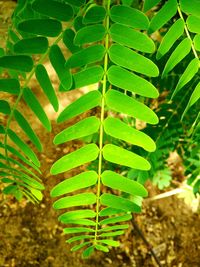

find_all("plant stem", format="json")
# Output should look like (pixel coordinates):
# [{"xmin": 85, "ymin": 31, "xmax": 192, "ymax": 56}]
[
  {"xmin": 94, "ymin": 0, "xmax": 111, "ymax": 243},
  {"xmin": 177, "ymin": 5, "xmax": 198, "ymax": 59}
]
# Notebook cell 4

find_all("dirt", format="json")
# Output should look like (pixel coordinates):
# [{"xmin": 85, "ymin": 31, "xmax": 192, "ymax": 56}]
[{"xmin": 0, "ymin": 1, "xmax": 200, "ymax": 267}]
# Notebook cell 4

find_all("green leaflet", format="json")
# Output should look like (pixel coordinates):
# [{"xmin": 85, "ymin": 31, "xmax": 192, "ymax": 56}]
[
  {"xmin": 102, "ymin": 171, "xmax": 148, "ymax": 197},
  {"xmin": 105, "ymin": 89, "xmax": 159, "ymax": 125},
  {"xmin": 18, "ymin": 19, "xmax": 62, "ymax": 37},
  {"xmin": 82, "ymin": 246, "xmax": 94, "ymax": 258},
  {"xmin": 0, "ymin": 78, "xmax": 20, "ymax": 95},
  {"xmin": 99, "ymin": 214, "xmax": 132, "ymax": 225},
  {"xmin": 110, "ymin": 5, "xmax": 149, "ymax": 30},
  {"xmin": 74, "ymin": 16, "xmax": 84, "ymax": 31},
  {"xmin": 143, "ymin": 0, "xmax": 161, "ymax": 12},
  {"xmin": 97, "ymin": 239, "xmax": 120, "ymax": 247},
  {"xmin": 148, "ymin": 0, "xmax": 178, "ymax": 34},
  {"xmin": 50, "ymin": 144, "xmax": 99, "ymax": 175},
  {"xmin": 51, "ymin": 171, "xmax": 98, "ymax": 197},
  {"xmin": 32, "ymin": 0, "xmax": 73, "ymax": 21},
  {"xmin": 63, "ymin": 29, "xmax": 81, "ymax": 53},
  {"xmin": 156, "ymin": 18, "xmax": 185, "ymax": 60},
  {"xmin": 102, "ymin": 144, "xmax": 151, "ymax": 170},
  {"xmin": 162, "ymin": 38, "xmax": 192, "ymax": 78},
  {"xmin": 63, "ymin": 0, "xmax": 85, "ymax": 7},
  {"xmin": 66, "ymin": 45, "xmax": 105, "ymax": 68},
  {"xmin": 99, "ymin": 207, "xmax": 124, "ymax": 216},
  {"xmin": 57, "ymin": 91, "xmax": 102, "ymax": 123},
  {"xmin": 104, "ymin": 117, "xmax": 156, "ymax": 152},
  {"xmin": 7, "ymin": 129, "xmax": 40, "ymax": 167},
  {"xmin": 109, "ymin": 44, "xmax": 159, "ymax": 77},
  {"xmin": 67, "ymin": 235, "xmax": 94, "ymax": 243},
  {"xmin": 110, "ymin": 24, "xmax": 155, "ymax": 53},
  {"xmin": 100, "ymin": 193, "xmax": 141, "ymax": 213},
  {"xmin": 54, "ymin": 117, "xmax": 100, "ymax": 144},
  {"xmin": 187, "ymin": 15, "xmax": 200, "ymax": 34},
  {"xmin": 0, "ymin": 125, "xmax": 5, "ymax": 134},
  {"xmin": 0, "ymin": 55, "xmax": 33, "ymax": 72},
  {"xmin": 49, "ymin": 45, "xmax": 72, "ymax": 91},
  {"xmin": 35, "ymin": 64, "xmax": 59, "ymax": 112},
  {"xmin": 0, "ymin": 100, "xmax": 11, "ymax": 115},
  {"xmin": 194, "ymin": 34, "xmax": 200, "ymax": 51},
  {"xmin": 172, "ymin": 58, "xmax": 199, "ymax": 98},
  {"xmin": 58, "ymin": 210, "xmax": 96, "ymax": 222},
  {"xmin": 107, "ymin": 66, "xmax": 158, "ymax": 98},
  {"xmin": 180, "ymin": 0, "xmax": 200, "ymax": 17},
  {"xmin": 14, "ymin": 110, "xmax": 42, "ymax": 152},
  {"xmin": 99, "ymin": 231, "xmax": 124, "ymax": 237},
  {"xmin": 94, "ymin": 244, "xmax": 109, "ymax": 252},
  {"xmin": 74, "ymin": 24, "xmax": 106, "ymax": 45},
  {"xmin": 99, "ymin": 224, "xmax": 129, "ymax": 232},
  {"xmin": 53, "ymin": 192, "xmax": 96, "ymax": 209},
  {"xmin": 13, "ymin": 37, "xmax": 48, "ymax": 54},
  {"xmin": 61, "ymin": 219, "xmax": 96, "ymax": 226},
  {"xmin": 72, "ymin": 66, "xmax": 104, "ymax": 90},
  {"xmin": 71, "ymin": 242, "xmax": 92, "ymax": 252},
  {"xmin": 23, "ymin": 88, "xmax": 51, "ymax": 131},
  {"xmin": 63, "ymin": 228, "xmax": 95, "ymax": 234},
  {"xmin": 182, "ymin": 82, "xmax": 200, "ymax": 119},
  {"xmin": 83, "ymin": 5, "xmax": 106, "ymax": 24}
]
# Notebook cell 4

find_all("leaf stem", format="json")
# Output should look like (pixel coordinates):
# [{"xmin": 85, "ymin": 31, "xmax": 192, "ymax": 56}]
[{"xmin": 94, "ymin": 0, "xmax": 111, "ymax": 243}]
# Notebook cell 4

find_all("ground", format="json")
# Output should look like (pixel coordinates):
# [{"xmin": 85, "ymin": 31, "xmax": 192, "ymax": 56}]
[{"xmin": 0, "ymin": 1, "xmax": 200, "ymax": 266}]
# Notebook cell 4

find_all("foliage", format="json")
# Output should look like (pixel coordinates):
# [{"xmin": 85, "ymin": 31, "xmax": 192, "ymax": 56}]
[{"xmin": 0, "ymin": 0, "xmax": 199, "ymax": 257}]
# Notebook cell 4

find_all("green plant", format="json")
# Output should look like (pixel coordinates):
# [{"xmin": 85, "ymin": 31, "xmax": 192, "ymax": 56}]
[{"xmin": 0, "ymin": 0, "xmax": 199, "ymax": 258}]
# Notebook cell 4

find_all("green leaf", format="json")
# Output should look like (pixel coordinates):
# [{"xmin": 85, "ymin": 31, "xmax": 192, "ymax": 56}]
[
  {"xmin": 99, "ymin": 231, "xmax": 124, "ymax": 237},
  {"xmin": 109, "ymin": 44, "xmax": 159, "ymax": 77},
  {"xmin": 156, "ymin": 18, "xmax": 185, "ymax": 59},
  {"xmin": 23, "ymin": 87, "xmax": 51, "ymax": 131},
  {"xmin": 72, "ymin": 66, "xmax": 103, "ymax": 90},
  {"xmin": 143, "ymin": 0, "xmax": 161, "ymax": 12},
  {"xmin": 107, "ymin": 65, "xmax": 158, "ymax": 98},
  {"xmin": 182, "ymin": 82, "xmax": 200, "ymax": 119},
  {"xmin": 0, "ymin": 78, "xmax": 20, "ymax": 95},
  {"xmin": 51, "ymin": 144, "xmax": 99, "ymax": 175},
  {"xmin": 32, "ymin": 0, "xmax": 73, "ymax": 21},
  {"xmin": 104, "ymin": 117, "xmax": 156, "ymax": 152},
  {"xmin": 97, "ymin": 240, "xmax": 120, "ymax": 247},
  {"xmin": 54, "ymin": 117, "xmax": 100, "ymax": 144},
  {"xmin": 30, "ymin": 188, "xmax": 43, "ymax": 201},
  {"xmin": 63, "ymin": 29, "xmax": 81, "ymax": 53},
  {"xmin": 35, "ymin": 64, "xmax": 59, "ymax": 112},
  {"xmin": 0, "ymin": 55, "xmax": 33, "ymax": 72},
  {"xmin": 49, "ymin": 45, "xmax": 72, "ymax": 91},
  {"xmin": 180, "ymin": 0, "xmax": 200, "ymax": 17},
  {"xmin": 194, "ymin": 34, "xmax": 200, "ymax": 51},
  {"xmin": 99, "ymin": 207, "xmax": 124, "ymax": 216},
  {"xmin": 99, "ymin": 224, "xmax": 129, "ymax": 232},
  {"xmin": 71, "ymin": 242, "xmax": 91, "ymax": 252},
  {"xmin": 63, "ymin": 0, "xmax": 85, "ymax": 7},
  {"xmin": 102, "ymin": 170, "xmax": 148, "ymax": 197},
  {"xmin": 187, "ymin": 15, "xmax": 200, "ymax": 34},
  {"xmin": 0, "ymin": 100, "xmax": 11, "ymax": 114},
  {"xmin": 172, "ymin": 58, "xmax": 199, "ymax": 98},
  {"xmin": 100, "ymin": 193, "xmax": 141, "ymax": 213},
  {"xmin": 66, "ymin": 44, "xmax": 105, "ymax": 68},
  {"xmin": 51, "ymin": 171, "xmax": 98, "ymax": 197},
  {"xmin": 110, "ymin": 5, "xmax": 149, "ymax": 30},
  {"xmin": 148, "ymin": 0, "xmax": 178, "ymax": 34},
  {"xmin": 102, "ymin": 144, "xmax": 151, "ymax": 171},
  {"xmin": 7, "ymin": 129, "xmax": 40, "ymax": 167},
  {"xmin": 82, "ymin": 246, "xmax": 94, "ymax": 258},
  {"xmin": 57, "ymin": 90, "xmax": 101, "ymax": 123},
  {"xmin": 105, "ymin": 89, "xmax": 159, "ymax": 125},
  {"xmin": 110, "ymin": 23, "xmax": 155, "ymax": 53},
  {"xmin": 162, "ymin": 38, "xmax": 192, "ymax": 78},
  {"xmin": 74, "ymin": 24, "xmax": 106, "ymax": 45},
  {"xmin": 53, "ymin": 192, "xmax": 96, "ymax": 209},
  {"xmin": 13, "ymin": 37, "xmax": 48, "ymax": 54},
  {"xmin": 14, "ymin": 110, "xmax": 42, "ymax": 152},
  {"xmin": 95, "ymin": 244, "xmax": 109, "ymax": 252},
  {"xmin": 0, "ymin": 125, "xmax": 5, "ymax": 134},
  {"xmin": 18, "ymin": 19, "xmax": 62, "ymax": 37},
  {"xmin": 67, "ymin": 235, "xmax": 94, "ymax": 243},
  {"xmin": 63, "ymin": 228, "xmax": 95, "ymax": 234},
  {"xmin": 62, "ymin": 219, "xmax": 96, "ymax": 226},
  {"xmin": 59, "ymin": 210, "xmax": 96, "ymax": 222},
  {"xmin": 83, "ymin": 5, "xmax": 106, "ymax": 24},
  {"xmin": 99, "ymin": 214, "xmax": 132, "ymax": 225}
]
